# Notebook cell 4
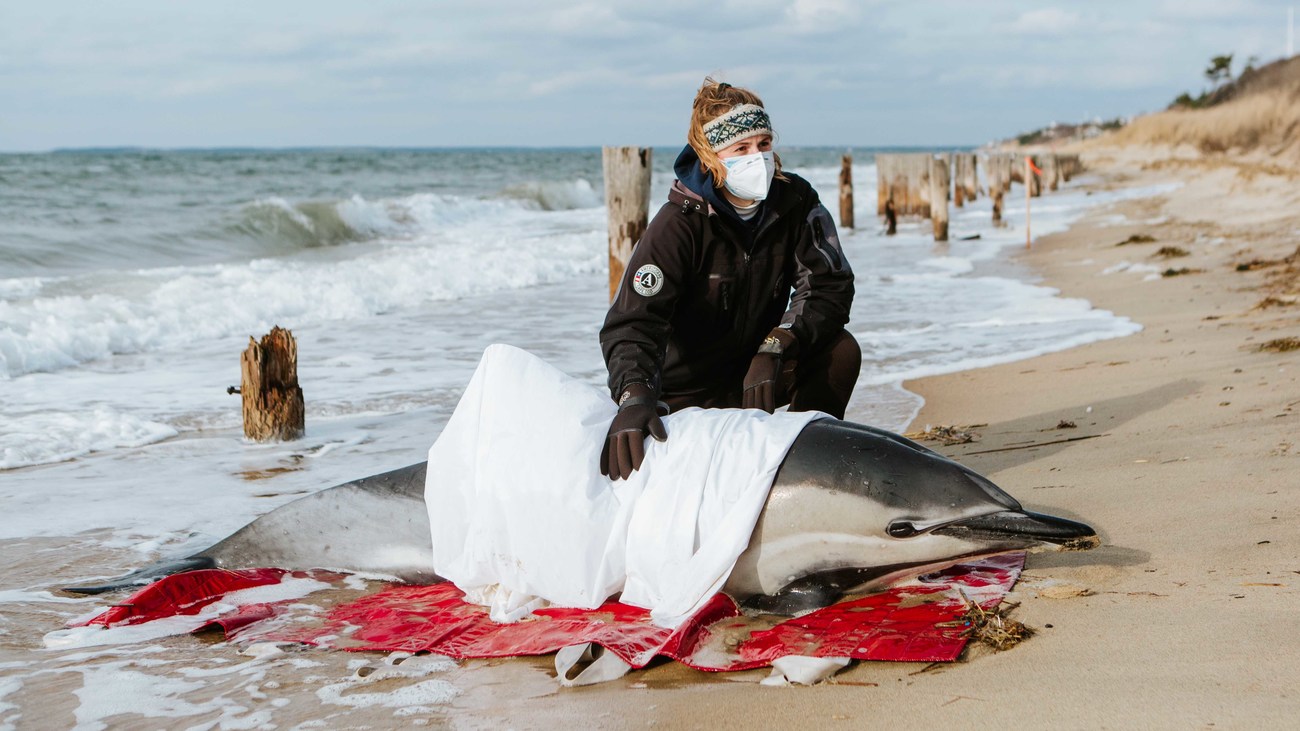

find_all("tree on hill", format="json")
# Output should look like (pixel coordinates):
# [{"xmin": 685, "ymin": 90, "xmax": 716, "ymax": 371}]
[
  {"xmin": 1172, "ymin": 53, "xmax": 1237, "ymax": 108},
  {"xmin": 1205, "ymin": 54, "xmax": 1234, "ymax": 87}
]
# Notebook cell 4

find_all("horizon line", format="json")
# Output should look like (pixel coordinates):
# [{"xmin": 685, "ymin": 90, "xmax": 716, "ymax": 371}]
[{"xmin": 2, "ymin": 142, "xmax": 985, "ymax": 155}]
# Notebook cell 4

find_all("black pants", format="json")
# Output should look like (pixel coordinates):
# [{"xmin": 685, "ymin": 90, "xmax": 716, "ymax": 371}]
[{"xmin": 663, "ymin": 330, "xmax": 862, "ymax": 419}]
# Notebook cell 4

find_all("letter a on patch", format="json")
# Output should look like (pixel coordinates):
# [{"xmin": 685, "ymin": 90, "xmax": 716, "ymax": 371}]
[{"xmin": 633, "ymin": 264, "xmax": 664, "ymax": 296}]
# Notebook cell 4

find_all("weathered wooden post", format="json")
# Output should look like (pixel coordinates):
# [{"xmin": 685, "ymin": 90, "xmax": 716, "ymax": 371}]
[
  {"xmin": 839, "ymin": 154, "xmax": 854, "ymax": 229},
  {"xmin": 240, "ymin": 326, "xmax": 304, "ymax": 441},
  {"xmin": 899, "ymin": 154, "xmax": 914, "ymax": 216},
  {"xmin": 963, "ymin": 154, "xmax": 979, "ymax": 201},
  {"xmin": 915, "ymin": 153, "xmax": 932, "ymax": 218},
  {"xmin": 875, "ymin": 154, "xmax": 889, "ymax": 216},
  {"xmin": 602, "ymin": 146, "xmax": 652, "ymax": 300},
  {"xmin": 1044, "ymin": 153, "xmax": 1060, "ymax": 192},
  {"xmin": 953, "ymin": 154, "xmax": 966, "ymax": 208},
  {"xmin": 1059, "ymin": 154, "xmax": 1080, "ymax": 181},
  {"xmin": 930, "ymin": 156, "xmax": 950, "ymax": 242},
  {"xmin": 884, "ymin": 198, "xmax": 897, "ymax": 235},
  {"xmin": 989, "ymin": 155, "xmax": 1004, "ymax": 224},
  {"xmin": 891, "ymin": 154, "xmax": 906, "ymax": 216}
]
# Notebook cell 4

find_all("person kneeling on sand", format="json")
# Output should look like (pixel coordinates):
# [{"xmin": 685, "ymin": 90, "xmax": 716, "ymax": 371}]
[{"xmin": 599, "ymin": 78, "xmax": 861, "ymax": 480}]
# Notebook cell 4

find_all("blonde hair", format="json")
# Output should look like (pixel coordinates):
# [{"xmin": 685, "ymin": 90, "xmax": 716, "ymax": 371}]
[{"xmin": 687, "ymin": 77, "xmax": 784, "ymax": 189}]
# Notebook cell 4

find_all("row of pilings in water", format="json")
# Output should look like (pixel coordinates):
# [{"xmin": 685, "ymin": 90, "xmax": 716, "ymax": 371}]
[{"xmin": 873, "ymin": 151, "xmax": 1083, "ymax": 240}]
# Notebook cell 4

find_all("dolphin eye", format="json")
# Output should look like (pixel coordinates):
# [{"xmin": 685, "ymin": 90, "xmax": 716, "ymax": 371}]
[{"xmin": 887, "ymin": 521, "xmax": 920, "ymax": 538}]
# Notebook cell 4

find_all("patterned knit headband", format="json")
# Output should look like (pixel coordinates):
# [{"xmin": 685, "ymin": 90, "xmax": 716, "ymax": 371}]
[{"xmin": 703, "ymin": 104, "xmax": 774, "ymax": 152}]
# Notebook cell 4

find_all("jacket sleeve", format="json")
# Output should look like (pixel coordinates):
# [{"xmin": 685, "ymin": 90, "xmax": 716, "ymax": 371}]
[
  {"xmin": 781, "ymin": 195, "xmax": 854, "ymax": 354},
  {"xmin": 600, "ymin": 203, "xmax": 696, "ymax": 400}
]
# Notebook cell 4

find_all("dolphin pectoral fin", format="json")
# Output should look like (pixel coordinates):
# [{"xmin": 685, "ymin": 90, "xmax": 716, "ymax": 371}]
[
  {"xmin": 63, "ymin": 556, "xmax": 217, "ymax": 595},
  {"xmin": 740, "ymin": 580, "xmax": 844, "ymax": 616},
  {"xmin": 740, "ymin": 565, "xmax": 901, "ymax": 616},
  {"xmin": 931, "ymin": 510, "xmax": 1100, "ymax": 550}
]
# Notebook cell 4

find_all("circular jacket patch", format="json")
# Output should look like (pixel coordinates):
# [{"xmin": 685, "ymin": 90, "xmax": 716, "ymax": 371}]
[{"xmin": 632, "ymin": 264, "xmax": 664, "ymax": 296}]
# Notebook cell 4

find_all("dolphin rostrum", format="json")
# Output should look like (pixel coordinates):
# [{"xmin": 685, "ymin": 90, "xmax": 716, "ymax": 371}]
[{"xmin": 66, "ymin": 419, "xmax": 1098, "ymax": 612}]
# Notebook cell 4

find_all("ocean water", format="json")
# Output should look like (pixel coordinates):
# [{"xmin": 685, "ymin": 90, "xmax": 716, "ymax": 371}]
[
  {"xmin": 0, "ymin": 146, "xmax": 1154, "ymax": 545},
  {"xmin": 0, "ymin": 146, "xmax": 1161, "ymax": 726}
]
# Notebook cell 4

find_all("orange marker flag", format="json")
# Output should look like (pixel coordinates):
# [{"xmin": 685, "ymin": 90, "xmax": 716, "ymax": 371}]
[{"xmin": 1026, "ymin": 156, "xmax": 1043, "ymax": 177}]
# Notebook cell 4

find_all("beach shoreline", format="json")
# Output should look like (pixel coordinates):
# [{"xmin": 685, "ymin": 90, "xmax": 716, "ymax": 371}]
[
  {"xmin": 3, "ymin": 149, "xmax": 1296, "ymax": 729},
  {"xmin": 440, "ymin": 149, "xmax": 1300, "ymax": 729}
]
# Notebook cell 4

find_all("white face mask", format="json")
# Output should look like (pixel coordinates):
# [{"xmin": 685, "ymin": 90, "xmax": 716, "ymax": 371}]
[{"xmin": 721, "ymin": 150, "xmax": 776, "ymax": 202}]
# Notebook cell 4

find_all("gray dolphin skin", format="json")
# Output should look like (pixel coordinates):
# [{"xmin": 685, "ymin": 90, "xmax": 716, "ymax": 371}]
[{"xmin": 66, "ymin": 419, "xmax": 1098, "ymax": 612}]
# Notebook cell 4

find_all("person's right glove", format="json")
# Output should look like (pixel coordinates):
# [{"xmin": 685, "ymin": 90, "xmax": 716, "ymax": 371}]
[
  {"xmin": 599, "ymin": 383, "xmax": 667, "ymax": 481},
  {"xmin": 742, "ymin": 328, "xmax": 797, "ymax": 413}
]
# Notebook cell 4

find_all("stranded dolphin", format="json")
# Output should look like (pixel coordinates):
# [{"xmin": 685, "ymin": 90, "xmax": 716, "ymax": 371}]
[{"xmin": 66, "ymin": 419, "xmax": 1098, "ymax": 612}]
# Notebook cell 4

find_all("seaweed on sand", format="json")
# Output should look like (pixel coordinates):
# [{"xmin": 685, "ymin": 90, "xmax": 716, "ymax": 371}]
[
  {"xmin": 1115, "ymin": 234, "xmax": 1156, "ymax": 246},
  {"xmin": 904, "ymin": 424, "xmax": 983, "ymax": 445},
  {"xmin": 1256, "ymin": 337, "xmax": 1300, "ymax": 353},
  {"xmin": 950, "ymin": 592, "xmax": 1035, "ymax": 652}
]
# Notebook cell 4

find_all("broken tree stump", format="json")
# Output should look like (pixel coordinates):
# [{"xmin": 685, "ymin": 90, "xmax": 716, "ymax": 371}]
[{"xmin": 240, "ymin": 326, "xmax": 304, "ymax": 441}]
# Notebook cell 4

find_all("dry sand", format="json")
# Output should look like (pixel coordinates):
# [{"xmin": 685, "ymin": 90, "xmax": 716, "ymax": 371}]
[{"xmin": 440, "ymin": 150, "xmax": 1300, "ymax": 729}]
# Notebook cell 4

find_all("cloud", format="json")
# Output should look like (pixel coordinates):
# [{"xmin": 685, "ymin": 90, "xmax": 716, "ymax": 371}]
[{"xmin": 1008, "ymin": 8, "xmax": 1082, "ymax": 36}]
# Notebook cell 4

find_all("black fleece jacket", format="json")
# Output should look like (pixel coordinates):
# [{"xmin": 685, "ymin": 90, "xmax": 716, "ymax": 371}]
[{"xmin": 600, "ymin": 145, "xmax": 854, "ymax": 403}]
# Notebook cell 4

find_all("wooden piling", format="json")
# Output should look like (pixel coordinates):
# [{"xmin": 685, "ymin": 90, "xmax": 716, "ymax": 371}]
[
  {"xmin": 602, "ymin": 146, "xmax": 652, "ymax": 300},
  {"xmin": 1044, "ymin": 153, "xmax": 1060, "ymax": 192},
  {"xmin": 953, "ymin": 155, "xmax": 965, "ymax": 208},
  {"xmin": 876, "ymin": 154, "xmax": 889, "ymax": 216},
  {"xmin": 914, "ymin": 154, "xmax": 932, "ymax": 218},
  {"xmin": 963, "ymin": 154, "xmax": 979, "ymax": 201},
  {"xmin": 1058, "ymin": 154, "xmax": 1081, "ymax": 181},
  {"xmin": 930, "ymin": 156, "xmax": 950, "ymax": 242},
  {"xmin": 240, "ymin": 326, "xmax": 304, "ymax": 442},
  {"xmin": 989, "ymin": 155, "xmax": 1004, "ymax": 224},
  {"xmin": 890, "ymin": 154, "xmax": 907, "ymax": 217},
  {"xmin": 839, "ymin": 154, "xmax": 854, "ymax": 229}
]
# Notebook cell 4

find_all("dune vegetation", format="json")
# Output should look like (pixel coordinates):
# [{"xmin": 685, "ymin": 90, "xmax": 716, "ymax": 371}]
[{"xmin": 1098, "ymin": 55, "xmax": 1300, "ymax": 160}]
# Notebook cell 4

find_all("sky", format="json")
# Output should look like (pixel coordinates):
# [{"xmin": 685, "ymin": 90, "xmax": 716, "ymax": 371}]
[{"xmin": 1, "ymin": 1, "xmax": 1295, "ymax": 151}]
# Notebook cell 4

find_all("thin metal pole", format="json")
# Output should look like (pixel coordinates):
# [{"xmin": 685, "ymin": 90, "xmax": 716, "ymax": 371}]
[{"xmin": 1025, "ymin": 156, "xmax": 1032, "ymax": 249}]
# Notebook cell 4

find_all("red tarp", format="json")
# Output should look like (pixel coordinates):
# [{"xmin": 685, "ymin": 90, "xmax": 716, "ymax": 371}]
[{"xmin": 75, "ymin": 553, "xmax": 1024, "ymax": 670}]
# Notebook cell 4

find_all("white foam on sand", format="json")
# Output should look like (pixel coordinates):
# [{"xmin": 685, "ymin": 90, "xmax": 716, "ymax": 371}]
[
  {"xmin": 316, "ymin": 653, "xmax": 460, "ymax": 711},
  {"xmin": 0, "ymin": 589, "xmax": 99, "ymax": 605},
  {"xmin": 0, "ymin": 675, "xmax": 21, "ymax": 731}
]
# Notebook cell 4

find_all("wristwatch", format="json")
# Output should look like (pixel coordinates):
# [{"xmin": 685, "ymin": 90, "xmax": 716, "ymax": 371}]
[{"xmin": 757, "ymin": 335, "xmax": 784, "ymax": 356}]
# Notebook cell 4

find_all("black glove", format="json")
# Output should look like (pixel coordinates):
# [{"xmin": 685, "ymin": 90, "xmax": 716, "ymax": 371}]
[
  {"xmin": 742, "ymin": 329, "xmax": 796, "ymax": 413},
  {"xmin": 600, "ymin": 383, "xmax": 668, "ymax": 481}
]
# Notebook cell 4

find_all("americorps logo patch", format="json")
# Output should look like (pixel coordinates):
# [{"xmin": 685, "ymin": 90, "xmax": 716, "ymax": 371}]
[{"xmin": 633, "ymin": 264, "xmax": 664, "ymax": 296}]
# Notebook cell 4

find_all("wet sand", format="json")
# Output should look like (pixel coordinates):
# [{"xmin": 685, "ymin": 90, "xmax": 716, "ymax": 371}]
[{"xmin": 4, "ymin": 149, "xmax": 1298, "ymax": 729}]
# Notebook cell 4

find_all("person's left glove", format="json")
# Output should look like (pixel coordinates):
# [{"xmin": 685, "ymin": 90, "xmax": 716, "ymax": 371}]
[
  {"xmin": 742, "ymin": 328, "xmax": 797, "ymax": 413},
  {"xmin": 599, "ymin": 383, "xmax": 668, "ymax": 481}
]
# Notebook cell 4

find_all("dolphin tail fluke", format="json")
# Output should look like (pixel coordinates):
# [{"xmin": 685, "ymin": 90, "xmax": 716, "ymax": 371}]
[{"xmin": 63, "ymin": 556, "xmax": 217, "ymax": 595}]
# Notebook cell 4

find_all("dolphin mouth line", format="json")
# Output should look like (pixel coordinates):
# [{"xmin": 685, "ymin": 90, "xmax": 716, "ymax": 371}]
[{"xmin": 924, "ymin": 510, "xmax": 1100, "ymax": 548}]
